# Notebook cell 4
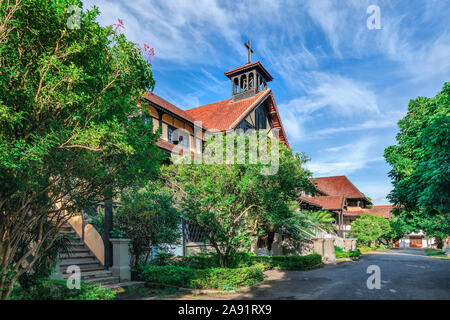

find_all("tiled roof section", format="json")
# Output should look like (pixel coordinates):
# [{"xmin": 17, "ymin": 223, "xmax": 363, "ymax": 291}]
[
  {"xmin": 311, "ymin": 176, "xmax": 368, "ymax": 200},
  {"xmin": 185, "ymin": 90, "xmax": 270, "ymax": 131},
  {"xmin": 144, "ymin": 92, "xmax": 196, "ymax": 124},
  {"xmin": 370, "ymin": 205, "xmax": 394, "ymax": 219},
  {"xmin": 343, "ymin": 205, "xmax": 393, "ymax": 219},
  {"xmin": 299, "ymin": 196, "xmax": 345, "ymax": 210}
]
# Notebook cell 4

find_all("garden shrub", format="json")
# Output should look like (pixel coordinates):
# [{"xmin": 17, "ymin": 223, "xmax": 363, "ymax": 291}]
[
  {"xmin": 137, "ymin": 264, "xmax": 265, "ymax": 289},
  {"xmin": 267, "ymin": 254, "xmax": 322, "ymax": 270},
  {"xmin": 137, "ymin": 265, "xmax": 198, "ymax": 288},
  {"xmin": 9, "ymin": 278, "xmax": 116, "ymax": 300},
  {"xmin": 335, "ymin": 249, "xmax": 361, "ymax": 259},
  {"xmin": 191, "ymin": 264, "xmax": 265, "ymax": 289}
]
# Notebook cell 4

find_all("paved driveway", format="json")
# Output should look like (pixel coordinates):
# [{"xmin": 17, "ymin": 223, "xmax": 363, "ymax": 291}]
[{"xmin": 234, "ymin": 249, "xmax": 450, "ymax": 300}]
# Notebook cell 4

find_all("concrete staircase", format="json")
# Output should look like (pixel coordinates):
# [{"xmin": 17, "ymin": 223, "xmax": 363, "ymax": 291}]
[{"xmin": 59, "ymin": 223, "xmax": 120, "ymax": 286}]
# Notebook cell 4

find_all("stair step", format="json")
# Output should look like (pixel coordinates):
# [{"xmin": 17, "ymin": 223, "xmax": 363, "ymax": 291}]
[
  {"xmin": 69, "ymin": 243, "xmax": 87, "ymax": 249},
  {"xmin": 62, "ymin": 266, "xmax": 105, "ymax": 274},
  {"xmin": 84, "ymin": 276, "xmax": 120, "ymax": 285},
  {"xmin": 60, "ymin": 252, "xmax": 95, "ymax": 259},
  {"xmin": 68, "ymin": 241, "xmax": 85, "ymax": 246},
  {"xmin": 61, "ymin": 230, "xmax": 76, "ymax": 234},
  {"xmin": 70, "ymin": 248, "xmax": 90, "ymax": 253},
  {"xmin": 62, "ymin": 269, "xmax": 112, "ymax": 279},
  {"xmin": 60, "ymin": 263, "xmax": 103, "ymax": 273},
  {"xmin": 60, "ymin": 257, "xmax": 99, "ymax": 265}
]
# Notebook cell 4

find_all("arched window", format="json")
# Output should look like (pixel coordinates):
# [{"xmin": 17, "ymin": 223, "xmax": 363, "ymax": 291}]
[
  {"xmin": 240, "ymin": 74, "xmax": 247, "ymax": 92},
  {"xmin": 248, "ymin": 73, "xmax": 254, "ymax": 90},
  {"xmin": 233, "ymin": 78, "xmax": 239, "ymax": 94}
]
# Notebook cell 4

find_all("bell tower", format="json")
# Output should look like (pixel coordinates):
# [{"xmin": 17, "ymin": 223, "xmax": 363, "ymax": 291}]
[{"xmin": 224, "ymin": 40, "xmax": 273, "ymax": 102}]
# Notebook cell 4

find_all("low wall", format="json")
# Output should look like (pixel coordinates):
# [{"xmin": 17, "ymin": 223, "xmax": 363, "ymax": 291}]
[
  {"xmin": 185, "ymin": 242, "xmax": 216, "ymax": 256},
  {"xmin": 344, "ymin": 238, "xmax": 357, "ymax": 251}
]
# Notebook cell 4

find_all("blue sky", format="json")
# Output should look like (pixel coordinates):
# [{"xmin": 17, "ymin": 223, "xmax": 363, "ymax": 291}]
[{"xmin": 83, "ymin": 0, "xmax": 450, "ymax": 205}]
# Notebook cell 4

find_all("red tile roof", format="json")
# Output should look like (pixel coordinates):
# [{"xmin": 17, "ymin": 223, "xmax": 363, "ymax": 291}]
[
  {"xmin": 343, "ymin": 205, "xmax": 393, "ymax": 219},
  {"xmin": 311, "ymin": 176, "xmax": 368, "ymax": 200},
  {"xmin": 185, "ymin": 90, "xmax": 270, "ymax": 131},
  {"xmin": 299, "ymin": 196, "xmax": 345, "ymax": 210},
  {"xmin": 144, "ymin": 92, "xmax": 196, "ymax": 124}
]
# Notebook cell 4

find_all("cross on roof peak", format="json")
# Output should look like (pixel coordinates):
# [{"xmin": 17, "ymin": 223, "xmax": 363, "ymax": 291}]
[{"xmin": 244, "ymin": 40, "xmax": 254, "ymax": 64}]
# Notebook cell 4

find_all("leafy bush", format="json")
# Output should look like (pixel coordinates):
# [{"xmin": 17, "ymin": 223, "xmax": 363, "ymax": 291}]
[
  {"xmin": 191, "ymin": 264, "xmax": 265, "ymax": 289},
  {"xmin": 137, "ymin": 264, "xmax": 265, "ymax": 289},
  {"xmin": 88, "ymin": 211, "xmax": 124, "ymax": 238},
  {"xmin": 334, "ymin": 246, "xmax": 344, "ymax": 253},
  {"xmin": 9, "ymin": 278, "xmax": 116, "ymax": 300},
  {"xmin": 357, "ymin": 244, "xmax": 387, "ymax": 253},
  {"xmin": 265, "ymin": 254, "xmax": 322, "ymax": 270},
  {"xmin": 137, "ymin": 265, "xmax": 199, "ymax": 288},
  {"xmin": 335, "ymin": 249, "xmax": 361, "ymax": 259}
]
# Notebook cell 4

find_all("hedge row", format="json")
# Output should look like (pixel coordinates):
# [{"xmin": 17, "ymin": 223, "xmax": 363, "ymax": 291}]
[
  {"xmin": 137, "ymin": 264, "xmax": 265, "ymax": 289},
  {"xmin": 251, "ymin": 253, "xmax": 323, "ymax": 270},
  {"xmin": 151, "ymin": 252, "xmax": 323, "ymax": 271}
]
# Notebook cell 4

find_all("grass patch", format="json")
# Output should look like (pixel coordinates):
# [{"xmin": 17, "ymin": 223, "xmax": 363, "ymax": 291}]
[{"xmin": 424, "ymin": 249, "xmax": 449, "ymax": 259}]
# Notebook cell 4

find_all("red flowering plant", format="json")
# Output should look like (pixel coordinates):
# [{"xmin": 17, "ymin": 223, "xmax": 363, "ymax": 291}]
[
  {"xmin": 112, "ymin": 18, "xmax": 125, "ymax": 33},
  {"xmin": 111, "ymin": 18, "xmax": 155, "ymax": 63},
  {"xmin": 136, "ymin": 43, "xmax": 155, "ymax": 63}
]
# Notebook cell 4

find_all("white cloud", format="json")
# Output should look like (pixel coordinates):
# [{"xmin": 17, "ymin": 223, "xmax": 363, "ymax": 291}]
[
  {"xmin": 306, "ymin": 137, "xmax": 384, "ymax": 176},
  {"xmin": 83, "ymin": 0, "xmax": 244, "ymax": 65},
  {"xmin": 280, "ymin": 72, "xmax": 380, "ymax": 117},
  {"xmin": 309, "ymin": 117, "xmax": 398, "ymax": 139},
  {"xmin": 356, "ymin": 182, "xmax": 393, "ymax": 205}
]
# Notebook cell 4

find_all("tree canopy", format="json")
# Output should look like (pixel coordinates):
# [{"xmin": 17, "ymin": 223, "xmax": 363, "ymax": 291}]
[
  {"xmin": 0, "ymin": 0, "xmax": 161, "ymax": 299},
  {"xmin": 162, "ymin": 132, "xmax": 317, "ymax": 267},
  {"xmin": 384, "ymin": 82, "xmax": 449, "ymax": 238},
  {"xmin": 350, "ymin": 214, "xmax": 391, "ymax": 245}
]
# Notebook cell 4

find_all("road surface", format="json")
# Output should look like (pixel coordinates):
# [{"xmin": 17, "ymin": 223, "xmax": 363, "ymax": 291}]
[{"xmin": 234, "ymin": 249, "xmax": 450, "ymax": 300}]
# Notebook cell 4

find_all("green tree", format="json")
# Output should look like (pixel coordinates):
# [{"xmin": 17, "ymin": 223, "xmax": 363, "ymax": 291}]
[
  {"xmin": 0, "ymin": 0, "xmax": 162, "ymax": 299},
  {"xmin": 116, "ymin": 182, "xmax": 180, "ymax": 269},
  {"xmin": 162, "ymin": 133, "xmax": 316, "ymax": 267},
  {"xmin": 384, "ymin": 82, "xmax": 449, "ymax": 239},
  {"xmin": 350, "ymin": 214, "xmax": 391, "ymax": 246},
  {"xmin": 308, "ymin": 210, "xmax": 336, "ymax": 232}
]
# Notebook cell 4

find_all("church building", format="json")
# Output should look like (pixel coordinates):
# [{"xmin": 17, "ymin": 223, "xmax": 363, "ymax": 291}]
[
  {"xmin": 141, "ymin": 42, "xmax": 289, "ymax": 160},
  {"xmin": 141, "ymin": 42, "xmax": 289, "ymax": 254}
]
